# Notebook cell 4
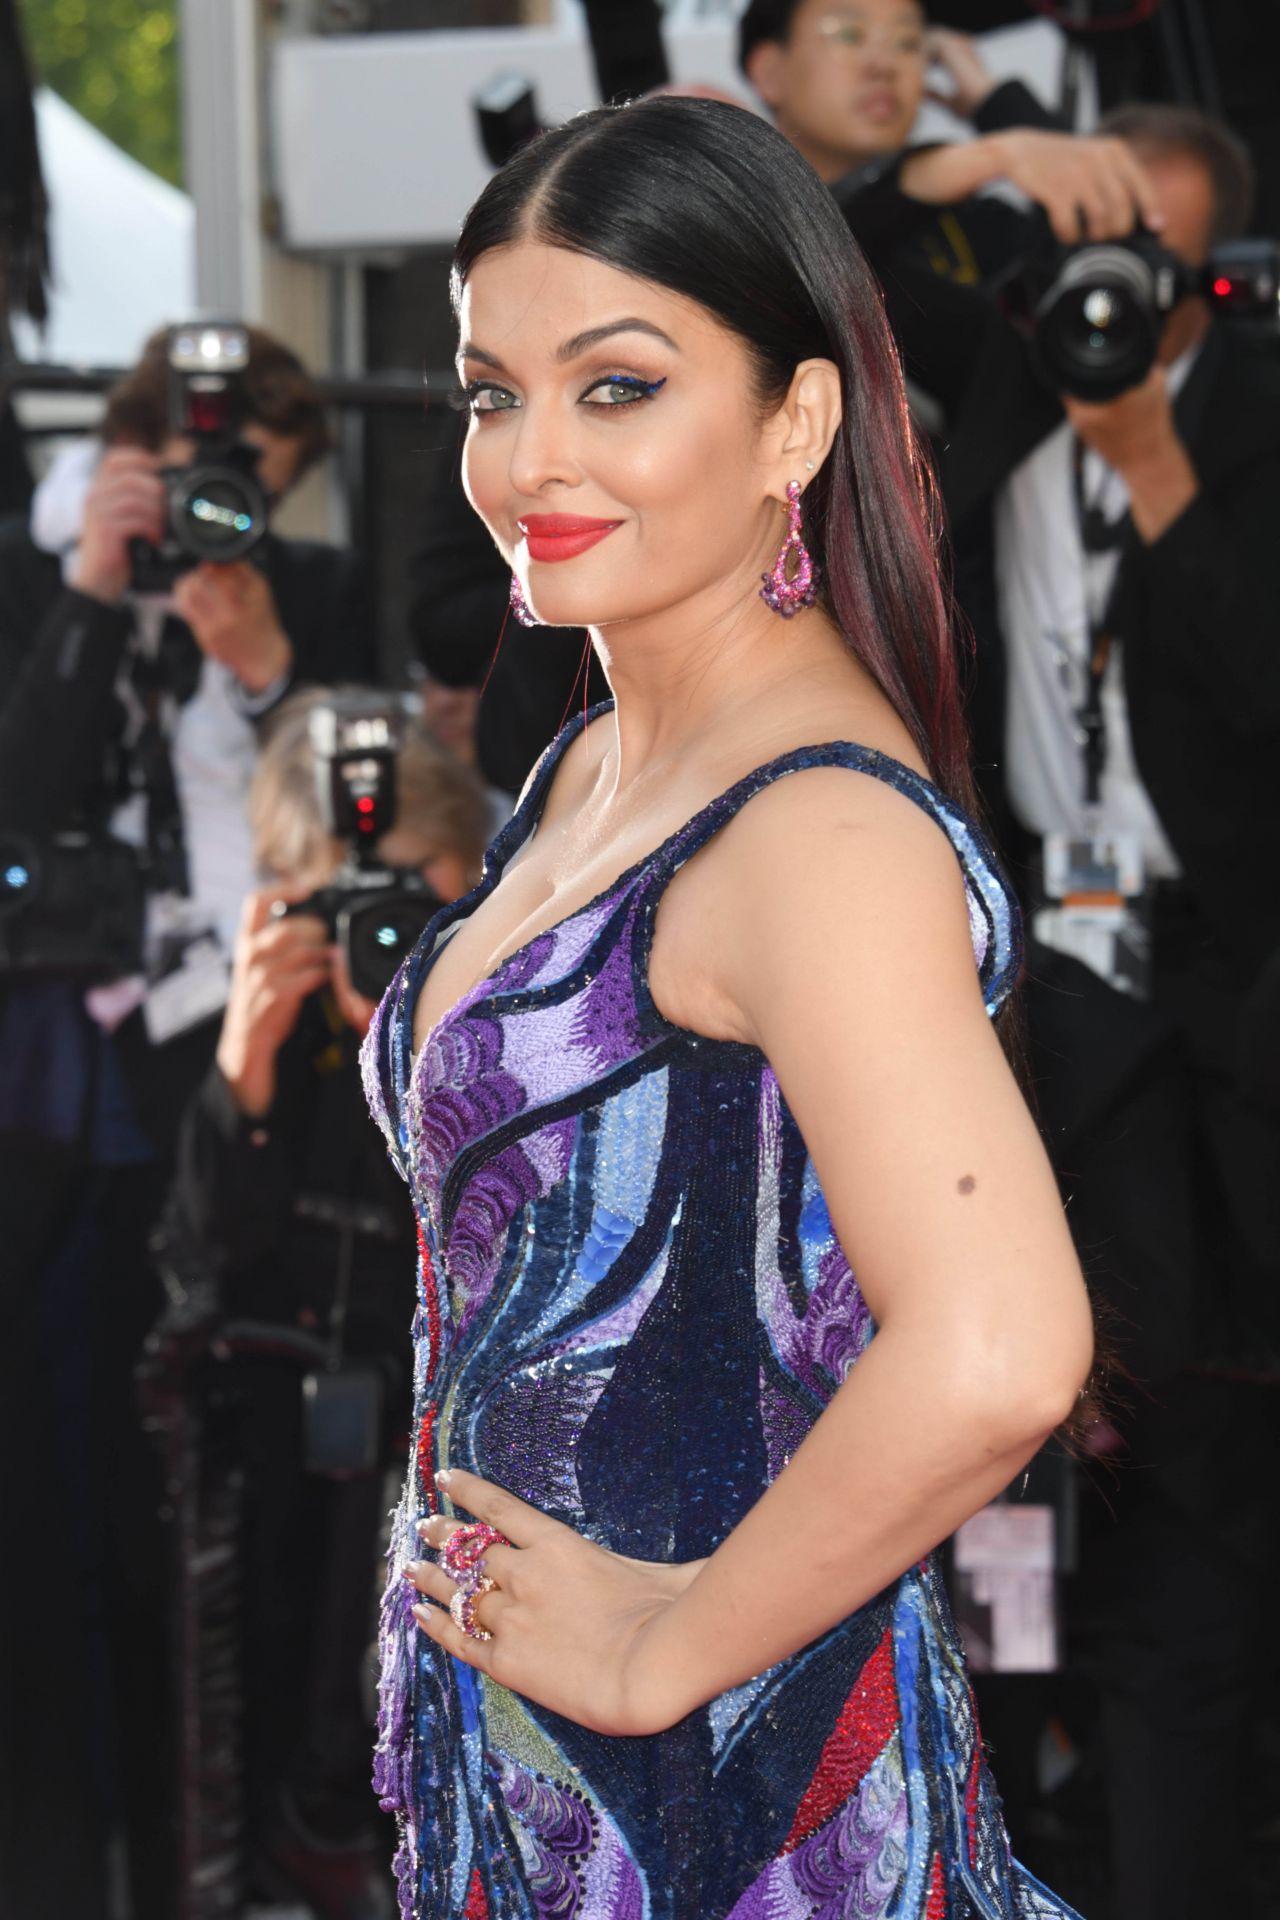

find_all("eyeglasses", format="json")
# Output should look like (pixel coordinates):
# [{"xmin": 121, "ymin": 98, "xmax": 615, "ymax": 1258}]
[{"xmin": 812, "ymin": 14, "xmax": 926, "ymax": 55}]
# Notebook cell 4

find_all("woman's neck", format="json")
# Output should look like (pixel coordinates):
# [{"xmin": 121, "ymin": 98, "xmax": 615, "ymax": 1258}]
[{"xmin": 582, "ymin": 591, "xmax": 854, "ymax": 800}]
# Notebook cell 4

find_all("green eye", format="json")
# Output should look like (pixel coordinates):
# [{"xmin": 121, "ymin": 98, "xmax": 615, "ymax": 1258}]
[
  {"xmin": 474, "ymin": 385, "xmax": 518, "ymax": 413},
  {"xmin": 582, "ymin": 375, "xmax": 667, "ymax": 407}
]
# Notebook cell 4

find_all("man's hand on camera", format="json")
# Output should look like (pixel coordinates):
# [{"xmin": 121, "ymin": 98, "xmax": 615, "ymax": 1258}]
[
  {"xmin": 173, "ymin": 560, "xmax": 293, "ymax": 695},
  {"xmin": 923, "ymin": 28, "xmax": 995, "ymax": 121},
  {"xmin": 900, "ymin": 131, "xmax": 1163, "ymax": 245},
  {"xmin": 1065, "ymin": 367, "xmax": 1200, "ymax": 544},
  {"xmin": 68, "ymin": 448, "xmax": 166, "ymax": 605},
  {"xmin": 216, "ymin": 887, "xmax": 333, "ymax": 1119},
  {"xmin": 330, "ymin": 943, "xmax": 379, "ymax": 1039}
]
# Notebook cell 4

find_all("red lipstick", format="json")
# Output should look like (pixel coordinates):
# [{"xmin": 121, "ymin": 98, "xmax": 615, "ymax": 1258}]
[{"xmin": 518, "ymin": 514, "xmax": 622, "ymax": 563}]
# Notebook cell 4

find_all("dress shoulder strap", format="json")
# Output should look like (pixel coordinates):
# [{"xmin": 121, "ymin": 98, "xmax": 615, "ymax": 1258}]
[
  {"xmin": 641, "ymin": 739, "xmax": 1022, "ymax": 1017},
  {"xmin": 484, "ymin": 698, "xmax": 614, "ymax": 878}
]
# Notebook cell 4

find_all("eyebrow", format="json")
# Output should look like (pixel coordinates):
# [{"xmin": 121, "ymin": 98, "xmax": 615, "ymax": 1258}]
[
  {"xmin": 457, "ymin": 317, "xmax": 679, "ymax": 373},
  {"xmin": 555, "ymin": 319, "xmax": 679, "ymax": 361}
]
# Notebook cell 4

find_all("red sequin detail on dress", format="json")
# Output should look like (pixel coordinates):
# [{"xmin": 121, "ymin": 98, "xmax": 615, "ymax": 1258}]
[
  {"xmin": 925, "ymin": 1852, "xmax": 947, "ymax": 1917},
  {"xmin": 781, "ymin": 1626, "xmax": 899, "ymax": 1852},
  {"xmin": 415, "ymin": 1401, "xmax": 438, "ymax": 1513},
  {"xmin": 417, "ymin": 1220, "xmax": 442, "ymax": 1352},
  {"xmin": 965, "ymin": 1737, "xmax": 983, "ymax": 1866},
  {"xmin": 463, "ymin": 1868, "xmax": 489, "ymax": 1918},
  {"xmin": 415, "ymin": 1223, "xmax": 442, "ymax": 1514}
]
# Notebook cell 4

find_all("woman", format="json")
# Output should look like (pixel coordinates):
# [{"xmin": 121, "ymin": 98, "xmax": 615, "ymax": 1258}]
[{"xmin": 362, "ymin": 96, "xmax": 1092, "ymax": 1920}]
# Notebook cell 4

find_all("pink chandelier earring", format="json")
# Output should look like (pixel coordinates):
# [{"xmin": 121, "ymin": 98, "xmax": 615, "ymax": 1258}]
[
  {"xmin": 509, "ymin": 573, "xmax": 538, "ymax": 628},
  {"xmin": 760, "ymin": 477, "xmax": 819, "ymax": 619}
]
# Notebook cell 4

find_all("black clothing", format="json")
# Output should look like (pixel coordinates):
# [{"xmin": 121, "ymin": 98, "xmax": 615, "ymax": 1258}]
[
  {"xmin": 1075, "ymin": 1372, "xmax": 1280, "ymax": 1920},
  {"xmin": 946, "ymin": 313, "xmax": 1280, "ymax": 1913},
  {"xmin": 0, "ymin": 525, "xmax": 374, "ymax": 835},
  {"xmin": 165, "ymin": 996, "xmax": 416, "ymax": 1889},
  {"xmin": 1108, "ymin": 328, "xmax": 1280, "ymax": 983},
  {"xmin": 834, "ymin": 80, "xmax": 1064, "ymax": 298},
  {"xmin": 170, "ymin": 998, "xmax": 415, "ymax": 1364},
  {"xmin": 581, "ymin": 0, "xmax": 668, "ymax": 104},
  {"xmin": 0, "ymin": 520, "xmax": 376, "ymax": 1920},
  {"xmin": 960, "ymin": 321, "xmax": 1280, "ymax": 990}
]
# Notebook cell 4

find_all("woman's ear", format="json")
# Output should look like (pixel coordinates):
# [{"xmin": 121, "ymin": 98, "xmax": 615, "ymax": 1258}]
[{"xmin": 765, "ymin": 358, "xmax": 842, "ymax": 496}]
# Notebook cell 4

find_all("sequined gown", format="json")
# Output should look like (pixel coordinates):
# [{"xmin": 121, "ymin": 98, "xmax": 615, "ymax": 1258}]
[{"xmin": 361, "ymin": 701, "xmax": 1081, "ymax": 1920}]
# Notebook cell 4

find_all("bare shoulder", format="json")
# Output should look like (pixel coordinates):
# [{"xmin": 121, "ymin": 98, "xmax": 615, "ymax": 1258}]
[
  {"xmin": 705, "ymin": 760, "xmax": 969, "ymax": 931},
  {"xmin": 652, "ymin": 757, "xmax": 981, "ymax": 1047}
]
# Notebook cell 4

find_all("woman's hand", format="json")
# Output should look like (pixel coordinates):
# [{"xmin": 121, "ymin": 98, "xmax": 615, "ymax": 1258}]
[{"xmin": 404, "ymin": 1469, "xmax": 704, "ymax": 1737}]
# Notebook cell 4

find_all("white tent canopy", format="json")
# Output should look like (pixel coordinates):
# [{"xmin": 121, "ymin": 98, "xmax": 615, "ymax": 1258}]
[{"xmin": 13, "ymin": 87, "xmax": 195, "ymax": 369}]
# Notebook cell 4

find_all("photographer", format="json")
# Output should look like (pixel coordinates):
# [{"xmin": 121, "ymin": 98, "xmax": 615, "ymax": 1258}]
[
  {"xmin": 737, "ymin": 0, "xmax": 1157, "ymax": 281},
  {"xmin": 0, "ymin": 324, "xmax": 374, "ymax": 1920},
  {"xmin": 959, "ymin": 105, "xmax": 1280, "ymax": 1918},
  {"xmin": 163, "ymin": 688, "xmax": 486, "ymax": 1916},
  {"xmin": 737, "ymin": 1, "xmax": 1172, "ymax": 454}
]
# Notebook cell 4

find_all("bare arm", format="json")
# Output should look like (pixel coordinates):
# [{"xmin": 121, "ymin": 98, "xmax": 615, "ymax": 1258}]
[
  {"xmin": 901, "ymin": 129, "xmax": 1163, "ymax": 245},
  {"xmin": 408, "ymin": 772, "xmax": 1091, "ymax": 1732},
  {"xmin": 631, "ymin": 771, "xmax": 1091, "ymax": 1712}
]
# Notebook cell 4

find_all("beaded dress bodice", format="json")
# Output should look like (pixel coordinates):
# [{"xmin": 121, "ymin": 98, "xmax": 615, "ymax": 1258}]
[{"xmin": 361, "ymin": 701, "xmax": 1079, "ymax": 1920}]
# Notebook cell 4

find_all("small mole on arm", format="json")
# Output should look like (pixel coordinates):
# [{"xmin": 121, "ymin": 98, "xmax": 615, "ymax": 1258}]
[{"xmin": 957, "ymin": 1174, "xmax": 977, "ymax": 1195}]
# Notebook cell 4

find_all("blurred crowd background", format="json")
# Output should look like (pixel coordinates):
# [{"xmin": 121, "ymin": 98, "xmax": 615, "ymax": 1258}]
[{"xmin": 2, "ymin": 2, "xmax": 1279, "ymax": 1918}]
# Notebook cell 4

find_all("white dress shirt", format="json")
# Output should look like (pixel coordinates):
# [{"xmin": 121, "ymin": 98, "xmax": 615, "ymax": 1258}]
[{"xmin": 993, "ymin": 349, "xmax": 1199, "ymax": 880}]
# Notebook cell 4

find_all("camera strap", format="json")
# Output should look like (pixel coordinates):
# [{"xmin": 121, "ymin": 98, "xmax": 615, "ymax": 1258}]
[
  {"xmin": 125, "ymin": 613, "xmax": 199, "ymax": 897},
  {"xmin": 1032, "ymin": 439, "xmax": 1152, "ymax": 1000},
  {"xmin": 1070, "ymin": 437, "xmax": 1128, "ymax": 807}
]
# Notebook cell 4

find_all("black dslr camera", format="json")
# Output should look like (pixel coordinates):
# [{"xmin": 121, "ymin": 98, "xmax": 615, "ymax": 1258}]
[
  {"xmin": 1031, "ymin": 232, "xmax": 1280, "ymax": 400},
  {"xmin": 129, "ymin": 321, "xmax": 270, "ymax": 592},
  {"xmin": 284, "ymin": 692, "xmax": 441, "ymax": 1002},
  {"xmin": 0, "ymin": 829, "xmax": 145, "ymax": 980}
]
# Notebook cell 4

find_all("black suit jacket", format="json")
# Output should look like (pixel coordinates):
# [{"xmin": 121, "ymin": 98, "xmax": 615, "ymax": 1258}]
[
  {"xmin": 0, "ymin": 522, "xmax": 377, "ymax": 1151},
  {"xmin": 953, "ymin": 322, "xmax": 1280, "ymax": 989},
  {"xmin": 0, "ymin": 524, "xmax": 375, "ymax": 835}
]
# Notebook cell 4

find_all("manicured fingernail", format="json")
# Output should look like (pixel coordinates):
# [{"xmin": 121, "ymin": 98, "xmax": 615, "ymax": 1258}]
[
  {"xmin": 416, "ymin": 1519, "xmax": 433, "ymax": 1537},
  {"xmin": 402, "ymin": 1560, "xmax": 421, "ymax": 1579},
  {"xmin": 410, "ymin": 1603, "xmax": 431, "ymax": 1627},
  {"xmin": 435, "ymin": 1469, "xmax": 453, "ymax": 1488}
]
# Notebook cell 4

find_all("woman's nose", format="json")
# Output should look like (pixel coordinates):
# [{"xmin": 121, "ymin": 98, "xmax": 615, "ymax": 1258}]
[{"xmin": 507, "ymin": 400, "xmax": 579, "ymax": 497}]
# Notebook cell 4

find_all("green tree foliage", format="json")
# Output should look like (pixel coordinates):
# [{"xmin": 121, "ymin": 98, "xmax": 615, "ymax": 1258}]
[{"xmin": 18, "ymin": 0, "xmax": 181, "ymax": 187}]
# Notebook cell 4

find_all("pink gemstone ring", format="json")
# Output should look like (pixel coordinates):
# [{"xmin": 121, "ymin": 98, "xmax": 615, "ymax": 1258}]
[
  {"xmin": 449, "ymin": 1578, "xmax": 496, "ymax": 1642},
  {"xmin": 440, "ymin": 1521, "xmax": 510, "ymax": 1593}
]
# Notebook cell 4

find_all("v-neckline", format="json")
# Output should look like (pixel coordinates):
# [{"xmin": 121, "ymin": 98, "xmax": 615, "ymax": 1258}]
[{"xmin": 402, "ymin": 701, "xmax": 957, "ymax": 1090}]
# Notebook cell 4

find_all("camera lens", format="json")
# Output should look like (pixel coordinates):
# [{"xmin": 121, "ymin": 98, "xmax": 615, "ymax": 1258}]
[
  {"xmin": 342, "ymin": 891, "xmax": 438, "ymax": 1001},
  {"xmin": 1034, "ymin": 246, "xmax": 1162, "ymax": 401},
  {"xmin": 0, "ymin": 834, "xmax": 38, "ymax": 920},
  {"xmin": 170, "ymin": 463, "xmax": 267, "ymax": 563}
]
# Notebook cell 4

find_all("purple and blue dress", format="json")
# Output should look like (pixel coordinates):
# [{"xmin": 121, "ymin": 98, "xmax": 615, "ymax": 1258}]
[{"xmin": 361, "ymin": 700, "xmax": 1081, "ymax": 1920}]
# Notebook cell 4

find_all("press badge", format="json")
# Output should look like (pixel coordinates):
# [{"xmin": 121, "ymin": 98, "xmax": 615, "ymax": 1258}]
[
  {"xmin": 143, "ymin": 897, "xmax": 232, "ymax": 1044},
  {"xmin": 953, "ymin": 1502, "xmax": 1058, "ymax": 1673},
  {"xmin": 1034, "ymin": 829, "xmax": 1151, "ymax": 1000}
]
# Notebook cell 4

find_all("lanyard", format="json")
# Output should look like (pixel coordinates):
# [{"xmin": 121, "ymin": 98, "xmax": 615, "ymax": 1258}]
[{"xmin": 1070, "ymin": 438, "xmax": 1127, "ymax": 807}]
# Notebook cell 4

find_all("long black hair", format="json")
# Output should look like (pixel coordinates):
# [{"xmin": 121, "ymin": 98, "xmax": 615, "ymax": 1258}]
[{"xmin": 452, "ymin": 95, "xmax": 973, "ymax": 814}]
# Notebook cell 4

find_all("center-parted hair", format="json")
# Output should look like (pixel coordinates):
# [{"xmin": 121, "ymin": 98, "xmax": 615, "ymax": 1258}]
[{"xmin": 451, "ymin": 95, "xmax": 972, "ymax": 813}]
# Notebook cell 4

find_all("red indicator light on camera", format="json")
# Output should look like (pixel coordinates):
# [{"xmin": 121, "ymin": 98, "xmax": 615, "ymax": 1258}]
[
  {"xmin": 1212, "ymin": 276, "xmax": 1233, "ymax": 298},
  {"xmin": 188, "ymin": 391, "xmax": 229, "ymax": 435}
]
